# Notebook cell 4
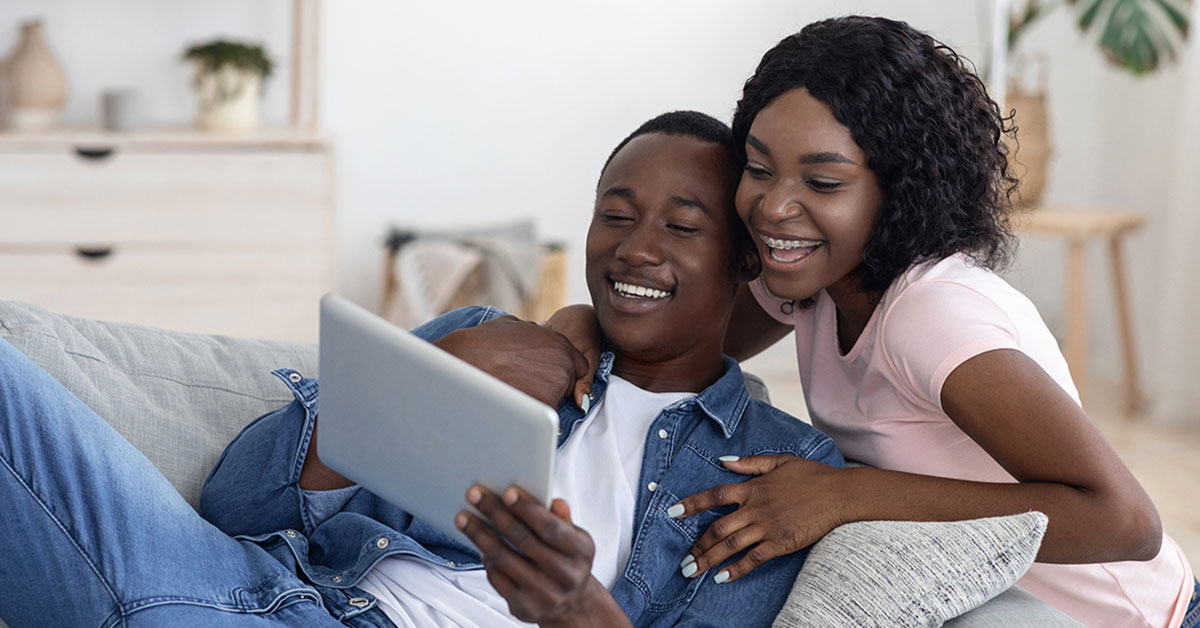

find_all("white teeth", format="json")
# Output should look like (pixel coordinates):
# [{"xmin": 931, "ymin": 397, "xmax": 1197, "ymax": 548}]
[
  {"xmin": 760, "ymin": 235, "xmax": 821, "ymax": 250},
  {"xmin": 613, "ymin": 281, "xmax": 670, "ymax": 299}
]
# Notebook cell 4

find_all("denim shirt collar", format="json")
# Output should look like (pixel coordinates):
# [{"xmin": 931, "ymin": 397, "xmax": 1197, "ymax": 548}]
[{"xmin": 560, "ymin": 350, "xmax": 750, "ymax": 441}]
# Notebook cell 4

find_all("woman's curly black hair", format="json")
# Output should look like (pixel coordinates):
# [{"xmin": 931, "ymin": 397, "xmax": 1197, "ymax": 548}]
[{"xmin": 732, "ymin": 16, "xmax": 1020, "ymax": 294}]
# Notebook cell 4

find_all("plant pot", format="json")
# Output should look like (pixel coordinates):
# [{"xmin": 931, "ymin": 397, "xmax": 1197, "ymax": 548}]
[
  {"xmin": 193, "ymin": 65, "xmax": 262, "ymax": 132},
  {"xmin": 1, "ymin": 20, "xmax": 68, "ymax": 131},
  {"xmin": 1008, "ymin": 82, "xmax": 1053, "ymax": 208}
]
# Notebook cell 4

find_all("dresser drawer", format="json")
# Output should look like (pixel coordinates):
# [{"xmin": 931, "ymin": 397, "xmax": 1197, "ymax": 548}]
[
  {"xmin": 0, "ymin": 152, "xmax": 331, "ymax": 246},
  {"xmin": 0, "ymin": 248, "xmax": 329, "ymax": 341}
]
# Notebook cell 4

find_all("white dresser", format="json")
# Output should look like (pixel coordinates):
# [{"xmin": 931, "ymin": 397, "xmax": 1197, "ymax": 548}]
[{"xmin": 0, "ymin": 130, "xmax": 334, "ymax": 342}]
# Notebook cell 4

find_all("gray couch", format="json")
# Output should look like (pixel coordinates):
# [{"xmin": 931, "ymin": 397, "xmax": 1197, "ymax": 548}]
[{"xmin": 0, "ymin": 300, "xmax": 1082, "ymax": 627}]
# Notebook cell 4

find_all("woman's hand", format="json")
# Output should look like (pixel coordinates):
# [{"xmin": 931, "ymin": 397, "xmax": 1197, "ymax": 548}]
[
  {"xmin": 457, "ymin": 485, "xmax": 632, "ymax": 628},
  {"xmin": 542, "ymin": 304, "xmax": 602, "ymax": 408},
  {"xmin": 434, "ymin": 316, "xmax": 590, "ymax": 409},
  {"xmin": 671, "ymin": 455, "xmax": 847, "ymax": 584}
]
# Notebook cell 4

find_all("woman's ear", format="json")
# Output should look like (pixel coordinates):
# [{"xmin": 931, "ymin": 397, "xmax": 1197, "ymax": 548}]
[{"xmin": 737, "ymin": 243, "xmax": 762, "ymax": 283}]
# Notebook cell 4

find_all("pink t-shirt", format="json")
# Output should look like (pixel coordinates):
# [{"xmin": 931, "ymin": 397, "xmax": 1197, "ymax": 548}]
[{"xmin": 750, "ymin": 254, "xmax": 1193, "ymax": 628}]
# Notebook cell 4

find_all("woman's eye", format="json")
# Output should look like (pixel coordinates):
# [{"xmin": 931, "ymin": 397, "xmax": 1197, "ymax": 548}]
[
  {"xmin": 743, "ymin": 164, "xmax": 771, "ymax": 178},
  {"xmin": 807, "ymin": 179, "xmax": 843, "ymax": 192}
]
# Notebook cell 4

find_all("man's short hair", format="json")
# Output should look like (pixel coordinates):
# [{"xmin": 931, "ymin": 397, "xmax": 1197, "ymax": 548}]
[{"xmin": 598, "ymin": 111, "xmax": 736, "ymax": 185}]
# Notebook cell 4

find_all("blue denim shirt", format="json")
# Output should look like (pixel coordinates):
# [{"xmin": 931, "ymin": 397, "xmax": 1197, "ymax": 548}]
[{"xmin": 200, "ymin": 306, "xmax": 844, "ymax": 627}]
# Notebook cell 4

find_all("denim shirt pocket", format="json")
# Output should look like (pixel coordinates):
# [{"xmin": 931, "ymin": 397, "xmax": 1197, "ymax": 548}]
[{"xmin": 621, "ymin": 446, "xmax": 743, "ymax": 612}]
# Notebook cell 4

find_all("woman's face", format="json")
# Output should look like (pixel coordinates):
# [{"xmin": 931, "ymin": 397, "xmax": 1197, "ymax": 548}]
[{"xmin": 735, "ymin": 88, "xmax": 884, "ymax": 302}]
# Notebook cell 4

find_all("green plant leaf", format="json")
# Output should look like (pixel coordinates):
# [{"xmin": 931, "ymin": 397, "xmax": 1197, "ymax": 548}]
[
  {"xmin": 1077, "ymin": 0, "xmax": 1109, "ymax": 29},
  {"xmin": 1149, "ymin": 0, "xmax": 1190, "ymax": 35},
  {"xmin": 1098, "ymin": 0, "xmax": 1170, "ymax": 72},
  {"xmin": 1073, "ymin": 0, "xmax": 1189, "ymax": 74}
]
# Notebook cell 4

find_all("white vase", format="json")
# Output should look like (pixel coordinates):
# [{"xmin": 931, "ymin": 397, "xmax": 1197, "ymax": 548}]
[
  {"xmin": 193, "ymin": 65, "xmax": 262, "ymax": 132},
  {"xmin": 2, "ymin": 19, "xmax": 69, "ymax": 131}
]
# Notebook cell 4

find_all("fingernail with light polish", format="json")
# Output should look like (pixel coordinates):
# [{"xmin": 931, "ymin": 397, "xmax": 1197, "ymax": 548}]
[
  {"xmin": 682, "ymin": 561, "xmax": 698, "ymax": 578},
  {"xmin": 718, "ymin": 455, "xmax": 740, "ymax": 462},
  {"xmin": 714, "ymin": 570, "xmax": 730, "ymax": 584},
  {"xmin": 679, "ymin": 554, "xmax": 695, "ymax": 568},
  {"xmin": 667, "ymin": 503, "xmax": 685, "ymax": 518},
  {"xmin": 580, "ymin": 395, "xmax": 591, "ymax": 414}
]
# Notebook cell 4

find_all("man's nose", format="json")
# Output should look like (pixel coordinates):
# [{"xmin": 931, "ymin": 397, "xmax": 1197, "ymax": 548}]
[{"xmin": 615, "ymin": 223, "xmax": 665, "ymax": 266}]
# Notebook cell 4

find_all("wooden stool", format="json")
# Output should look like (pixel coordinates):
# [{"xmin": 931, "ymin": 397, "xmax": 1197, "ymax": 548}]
[{"xmin": 1019, "ymin": 206, "xmax": 1145, "ymax": 414}]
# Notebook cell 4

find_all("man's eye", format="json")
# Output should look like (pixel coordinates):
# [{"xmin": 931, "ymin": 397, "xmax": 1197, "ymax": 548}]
[
  {"xmin": 668, "ymin": 224, "xmax": 699, "ymax": 234},
  {"xmin": 601, "ymin": 213, "xmax": 633, "ymax": 223}
]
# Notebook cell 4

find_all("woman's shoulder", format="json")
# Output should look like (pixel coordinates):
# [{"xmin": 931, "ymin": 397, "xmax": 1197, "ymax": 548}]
[{"xmin": 883, "ymin": 254, "xmax": 1031, "ymax": 323}]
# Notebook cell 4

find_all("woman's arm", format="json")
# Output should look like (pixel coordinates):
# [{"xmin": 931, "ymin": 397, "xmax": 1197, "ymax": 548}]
[
  {"xmin": 544, "ymin": 283, "xmax": 792, "ymax": 376},
  {"xmin": 671, "ymin": 349, "xmax": 1161, "ymax": 583},
  {"xmin": 722, "ymin": 283, "xmax": 792, "ymax": 361}
]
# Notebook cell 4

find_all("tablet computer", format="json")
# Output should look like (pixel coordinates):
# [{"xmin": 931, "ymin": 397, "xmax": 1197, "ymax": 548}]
[{"xmin": 317, "ymin": 293, "xmax": 559, "ymax": 546}]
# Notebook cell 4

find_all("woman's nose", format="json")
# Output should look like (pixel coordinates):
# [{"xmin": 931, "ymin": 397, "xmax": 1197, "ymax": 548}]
[{"xmin": 758, "ymin": 182, "xmax": 805, "ymax": 223}]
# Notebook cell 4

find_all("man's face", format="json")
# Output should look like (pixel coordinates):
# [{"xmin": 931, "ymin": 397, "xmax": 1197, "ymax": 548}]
[{"xmin": 586, "ymin": 132, "xmax": 748, "ymax": 362}]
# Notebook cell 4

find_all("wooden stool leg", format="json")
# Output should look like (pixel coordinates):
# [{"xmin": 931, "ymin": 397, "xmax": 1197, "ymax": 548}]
[
  {"xmin": 1066, "ymin": 238, "xmax": 1088, "ymax": 406},
  {"xmin": 1109, "ymin": 234, "xmax": 1142, "ymax": 416}
]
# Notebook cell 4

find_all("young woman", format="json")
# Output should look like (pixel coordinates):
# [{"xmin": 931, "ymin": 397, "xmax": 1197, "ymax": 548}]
[{"xmin": 550, "ymin": 16, "xmax": 1196, "ymax": 628}]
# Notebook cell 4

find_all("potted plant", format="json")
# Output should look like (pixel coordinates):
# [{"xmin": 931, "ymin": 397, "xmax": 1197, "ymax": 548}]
[
  {"xmin": 1005, "ymin": 0, "xmax": 1190, "ymax": 206},
  {"xmin": 183, "ymin": 39, "xmax": 274, "ymax": 132}
]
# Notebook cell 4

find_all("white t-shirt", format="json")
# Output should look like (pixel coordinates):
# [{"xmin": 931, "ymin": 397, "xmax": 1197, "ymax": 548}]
[
  {"xmin": 356, "ymin": 374, "xmax": 694, "ymax": 628},
  {"xmin": 749, "ymin": 253, "xmax": 1194, "ymax": 628}
]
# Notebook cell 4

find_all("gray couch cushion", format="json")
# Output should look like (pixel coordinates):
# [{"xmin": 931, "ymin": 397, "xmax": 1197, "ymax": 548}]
[
  {"xmin": 772, "ymin": 512, "xmax": 1049, "ymax": 628},
  {"xmin": 0, "ymin": 300, "xmax": 316, "ymax": 508}
]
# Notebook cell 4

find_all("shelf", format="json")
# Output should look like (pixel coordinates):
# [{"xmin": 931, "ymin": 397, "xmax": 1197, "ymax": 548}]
[{"xmin": 0, "ymin": 126, "xmax": 329, "ymax": 152}]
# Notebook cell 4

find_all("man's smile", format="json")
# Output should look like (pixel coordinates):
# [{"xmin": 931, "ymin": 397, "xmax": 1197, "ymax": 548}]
[{"xmin": 606, "ymin": 277, "xmax": 675, "ymax": 314}]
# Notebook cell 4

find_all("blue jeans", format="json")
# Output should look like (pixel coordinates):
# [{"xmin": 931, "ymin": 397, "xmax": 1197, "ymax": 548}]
[
  {"xmin": 1183, "ymin": 578, "xmax": 1200, "ymax": 628},
  {"xmin": 0, "ymin": 339, "xmax": 352, "ymax": 627}
]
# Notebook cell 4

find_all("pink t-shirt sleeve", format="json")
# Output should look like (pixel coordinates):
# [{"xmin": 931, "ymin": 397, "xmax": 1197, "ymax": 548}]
[
  {"xmin": 747, "ymin": 276, "xmax": 795, "ymax": 325},
  {"xmin": 880, "ymin": 280, "xmax": 1023, "ymax": 410}
]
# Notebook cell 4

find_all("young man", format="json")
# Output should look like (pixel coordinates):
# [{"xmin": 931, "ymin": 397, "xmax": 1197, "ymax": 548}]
[{"xmin": 0, "ymin": 112, "xmax": 841, "ymax": 628}]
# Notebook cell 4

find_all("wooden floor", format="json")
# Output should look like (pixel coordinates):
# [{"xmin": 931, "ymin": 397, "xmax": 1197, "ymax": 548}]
[{"xmin": 742, "ymin": 343, "xmax": 1200, "ymax": 572}]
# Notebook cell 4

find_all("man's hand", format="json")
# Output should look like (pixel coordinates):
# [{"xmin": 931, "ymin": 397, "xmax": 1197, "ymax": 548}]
[
  {"xmin": 434, "ymin": 316, "xmax": 590, "ymax": 408},
  {"xmin": 456, "ymin": 485, "xmax": 633, "ymax": 628}
]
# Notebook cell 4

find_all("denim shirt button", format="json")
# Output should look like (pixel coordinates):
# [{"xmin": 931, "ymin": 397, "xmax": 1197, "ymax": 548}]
[
  {"xmin": 647, "ymin": 481, "xmax": 659, "ymax": 492},
  {"xmin": 285, "ymin": 530, "xmax": 297, "ymax": 538},
  {"xmin": 657, "ymin": 429, "xmax": 668, "ymax": 439},
  {"xmin": 288, "ymin": 372, "xmax": 302, "ymax": 383},
  {"xmin": 348, "ymin": 597, "xmax": 370, "ymax": 608},
  {"xmin": 332, "ymin": 575, "xmax": 343, "ymax": 583},
  {"xmin": 447, "ymin": 561, "xmax": 456, "ymax": 567},
  {"xmin": 376, "ymin": 537, "xmax": 389, "ymax": 549}
]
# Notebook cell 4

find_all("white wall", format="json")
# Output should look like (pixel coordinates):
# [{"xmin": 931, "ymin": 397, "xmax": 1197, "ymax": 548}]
[
  {"xmin": 3, "ymin": 1, "xmax": 1193, "ymax": 416},
  {"xmin": 1001, "ymin": 8, "xmax": 1187, "ymax": 392},
  {"xmin": 320, "ymin": 0, "xmax": 995, "ymax": 312},
  {"xmin": 0, "ymin": 0, "xmax": 294, "ymax": 127}
]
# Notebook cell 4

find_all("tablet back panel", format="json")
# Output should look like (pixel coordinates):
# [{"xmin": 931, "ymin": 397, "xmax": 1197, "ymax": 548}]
[{"xmin": 317, "ymin": 294, "xmax": 558, "ymax": 546}]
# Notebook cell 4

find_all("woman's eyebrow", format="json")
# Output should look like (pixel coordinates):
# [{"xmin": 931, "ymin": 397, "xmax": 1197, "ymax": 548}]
[
  {"xmin": 747, "ymin": 134, "xmax": 857, "ymax": 166},
  {"xmin": 799, "ymin": 151, "xmax": 856, "ymax": 166},
  {"xmin": 746, "ymin": 134, "xmax": 771, "ymax": 156}
]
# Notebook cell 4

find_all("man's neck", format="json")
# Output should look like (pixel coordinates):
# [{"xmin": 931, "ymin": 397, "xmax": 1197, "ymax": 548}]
[{"xmin": 608, "ymin": 347, "xmax": 726, "ymax": 394}]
